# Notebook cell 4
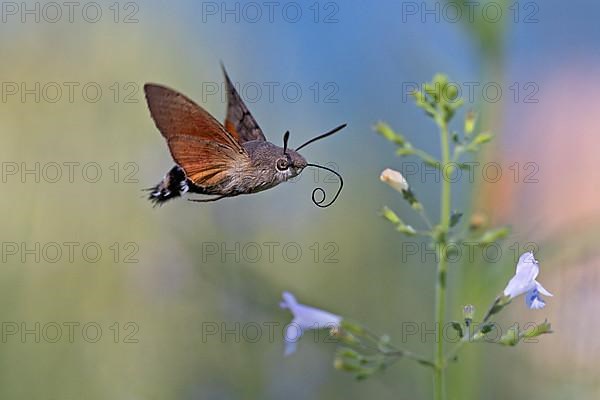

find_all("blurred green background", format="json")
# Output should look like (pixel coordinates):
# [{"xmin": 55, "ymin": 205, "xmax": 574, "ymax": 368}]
[{"xmin": 0, "ymin": 0, "xmax": 598, "ymax": 399}]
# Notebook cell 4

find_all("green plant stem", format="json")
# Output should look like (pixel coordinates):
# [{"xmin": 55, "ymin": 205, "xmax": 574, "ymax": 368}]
[
  {"xmin": 358, "ymin": 326, "xmax": 436, "ymax": 368},
  {"xmin": 384, "ymin": 350, "xmax": 436, "ymax": 368},
  {"xmin": 413, "ymin": 148, "xmax": 441, "ymax": 167},
  {"xmin": 444, "ymin": 333, "xmax": 469, "ymax": 364},
  {"xmin": 434, "ymin": 117, "xmax": 452, "ymax": 400},
  {"xmin": 418, "ymin": 209, "xmax": 434, "ymax": 230}
]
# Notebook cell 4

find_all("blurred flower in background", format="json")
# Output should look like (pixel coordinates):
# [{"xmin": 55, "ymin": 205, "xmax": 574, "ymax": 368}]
[{"xmin": 280, "ymin": 291, "xmax": 341, "ymax": 356}]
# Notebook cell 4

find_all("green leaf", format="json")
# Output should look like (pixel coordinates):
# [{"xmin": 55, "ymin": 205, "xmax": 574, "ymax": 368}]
[
  {"xmin": 379, "ymin": 207, "xmax": 417, "ymax": 236},
  {"xmin": 443, "ymin": 99, "xmax": 463, "ymax": 123},
  {"xmin": 402, "ymin": 188, "xmax": 421, "ymax": 210},
  {"xmin": 396, "ymin": 224, "xmax": 417, "ymax": 236},
  {"xmin": 374, "ymin": 122, "xmax": 407, "ymax": 146},
  {"xmin": 334, "ymin": 355, "xmax": 361, "ymax": 372},
  {"xmin": 473, "ymin": 132, "xmax": 494, "ymax": 145},
  {"xmin": 451, "ymin": 131, "xmax": 460, "ymax": 144},
  {"xmin": 465, "ymin": 132, "xmax": 494, "ymax": 152},
  {"xmin": 450, "ymin": 211, "xmax": 463, "ymax": 228},
  {"xmin": 432, "ymin": 73, "xmax": 449, "ymax": 90},
  {"xmin": 336, "ymin": 347, "xmax": 362, "ymax": 360},
  {"xmin": 520, "ymin": 320, "xmax": 553, "ymax": 339},
  {"xmin": 380, "ymin": 206, "xmax": 401, "ymax": 225},
  {"xmin": 472, "ymin": 322, "xmax": 496, "ymax": 342},
  {"xmin": 411, "ymin": 90, "xmax": 436, "ymax": 117},
  {"xmin": 445, "ymin": 83, "xmax": 458, "ymax": 102},
  {"xmin": 424, "ymin": 82, "xmax": 441, "ymax": 103},
  {"xmin": 340, "ymin": 319, "xmax": 365, "ymax": 336},
  {"xmin": 480, "ymin": 323, "xmax": 494, "ymax": 334},
  {"xmin": 338, "ymin": 331, "xmax": 361, "ymax": 346},
  {"xmin": 450, "ymin": 321, "xmax": 464, "ymax": 338},
  {"xmin": 476, "ymin": 227, "xmax": 510, "ymax": 245}
]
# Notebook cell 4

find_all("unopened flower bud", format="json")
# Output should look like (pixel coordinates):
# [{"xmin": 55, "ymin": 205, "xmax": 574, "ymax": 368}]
[
  {"xmin": 464, "ymin": 110, "xmax": 477, "ymax": 135},
  {"xmin": 463, "ymin": 305, "xmax": 475, "ymax": 327},
  {"xmin": 499, "ymin": 325, "xmax": 520, "ymax": 346},
  {"xmin": 521, "ymin": 320, "xmax": 552, "ymax": 339},
  {"xmin": 468, "ymin": 212, "xmax": 487, "ymax": 230},
  {"xmin": 380, "ymin": 168, "xmax": 409, "ymax": 193}
]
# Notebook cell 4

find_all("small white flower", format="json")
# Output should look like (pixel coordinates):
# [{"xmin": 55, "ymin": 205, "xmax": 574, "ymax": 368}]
[
  {"xmin": 503, "ymin": 252, "xmax": 553, "ymax": 309},
  {"xmin": 280, "ymin": 291, "xmax": 341, "ymax": 356},
  {"xmin": 380, "ymin": 168, "xmax": 409, "ymax": 192}
]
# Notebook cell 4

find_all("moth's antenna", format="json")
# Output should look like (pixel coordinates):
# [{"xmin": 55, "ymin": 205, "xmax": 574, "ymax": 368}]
[
  {"xmin": 283, "ymin": 131, "xmax": 290, "ymax": 155},
  {"xmin": 305, "ymin": 163, "xmax": 343, "ymax": 208},
  {"xmin": 296, "ymin": 123, "xmax": 347, "ymax": 152}
]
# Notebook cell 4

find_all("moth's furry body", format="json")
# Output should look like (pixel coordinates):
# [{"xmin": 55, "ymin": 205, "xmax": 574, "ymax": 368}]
[{"xmin": 148, "ymin": 140, "xmax": 307, "ymax": 205}]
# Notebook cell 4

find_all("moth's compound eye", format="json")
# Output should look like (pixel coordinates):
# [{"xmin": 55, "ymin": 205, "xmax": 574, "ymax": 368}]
[{"xmin": 276, "ymin": 158, "xmax": 289, "ymax": 171}]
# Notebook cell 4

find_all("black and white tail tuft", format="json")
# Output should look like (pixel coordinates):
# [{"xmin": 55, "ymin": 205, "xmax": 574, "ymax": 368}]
[{"xmin": 147, "ymin": 165, "xmax": 188, "ymax": 206}]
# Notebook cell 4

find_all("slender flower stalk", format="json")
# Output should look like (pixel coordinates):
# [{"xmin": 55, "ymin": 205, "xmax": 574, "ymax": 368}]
[{"xmin": 434, "ymin": 116, "xmax": 451, "ymax": 400}]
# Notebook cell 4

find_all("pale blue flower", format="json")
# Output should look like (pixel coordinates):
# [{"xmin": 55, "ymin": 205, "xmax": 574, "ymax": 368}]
[
  {"xmin": 280, "ymin": 291, "xmax": 341, "ymax": 356},
  {"xmin": 503, "ymin": 252, "xmax": 553, "ymax": 309}
]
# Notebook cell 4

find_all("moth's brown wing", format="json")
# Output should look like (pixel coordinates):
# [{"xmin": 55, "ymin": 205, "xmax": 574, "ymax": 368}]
[
  {"xmin": 222, "ymin": 65, "xmax": 267, "ymax": 143},
  {"xmin": 167, "ymin": 135, "xmax": 251, "ymax": 188},
  {"xmin": 144, "ymin": 83, "xmax": 245, "ymax": 152}
]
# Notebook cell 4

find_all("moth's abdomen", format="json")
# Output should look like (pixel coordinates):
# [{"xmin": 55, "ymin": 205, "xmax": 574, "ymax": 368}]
[{"xmin": 147, "ymin": 165, "xmax": 188, "ymax": 206}]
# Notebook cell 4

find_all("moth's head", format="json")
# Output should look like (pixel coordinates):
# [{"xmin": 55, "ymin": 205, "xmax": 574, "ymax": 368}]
[
  {"xmin": 276, "ymin": 131, "xmax": 307, "ymax": 179},
  {"xmin": 253, "ymin": 124, "xmax": 346, "ymax": 207},
  {"xmin": 247, "ymin": 141, "xmax": 306, "ymax": 183},
  {"xmin": 275, "ymin": 148, "xmax": 307, "ymax": 179}
]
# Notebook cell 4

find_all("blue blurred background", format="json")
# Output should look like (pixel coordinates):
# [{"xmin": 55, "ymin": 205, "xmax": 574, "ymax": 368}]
[{"xmin": 0, "ymin": 0, "xmax": 599, "ymax": 398}]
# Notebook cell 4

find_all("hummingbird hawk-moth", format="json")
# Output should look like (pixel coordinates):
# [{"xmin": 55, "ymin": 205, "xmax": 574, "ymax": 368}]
[{"xmin": 144, "ymin": 65, "xmax": 346, "ymax": 208}]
